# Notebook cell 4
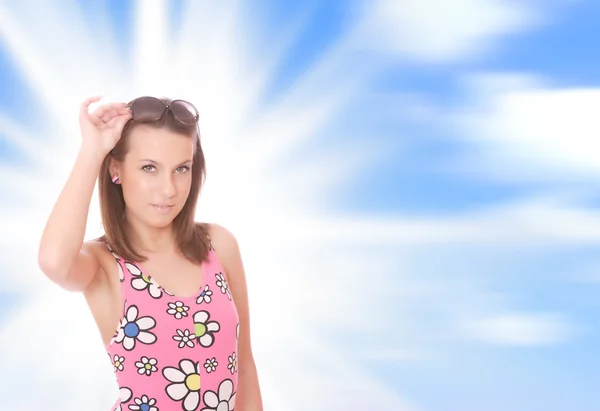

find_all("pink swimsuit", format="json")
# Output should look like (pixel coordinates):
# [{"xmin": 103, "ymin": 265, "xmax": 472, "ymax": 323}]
[{"xmin": 104, "ymin": 241, "xmax": 239, "ymax": 411}]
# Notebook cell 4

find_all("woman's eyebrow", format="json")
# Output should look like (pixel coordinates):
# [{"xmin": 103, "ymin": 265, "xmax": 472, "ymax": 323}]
[{"xmin": 139, "ymin": 159, "xmax": 193, "ymax": 165}]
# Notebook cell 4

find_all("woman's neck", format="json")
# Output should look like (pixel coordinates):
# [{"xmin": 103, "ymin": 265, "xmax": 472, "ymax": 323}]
[{"xmin": 125, "ymin": 217, "xmax": 178, "ymax": 254}]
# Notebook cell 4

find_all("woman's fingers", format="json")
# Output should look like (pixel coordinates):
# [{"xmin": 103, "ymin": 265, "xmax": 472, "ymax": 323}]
[
  {"xmin": 80, "ymin": 97, "xmax": 131, "ymax": 133},
  {"xmin": 80, "ymin": 96, "xmax": 104, "ymax": 125},
  {"xmin": 80, "ymin": 96, "xmax": 102, "ymax": 113},
  {"xmin": 91, "ymin": 103, "xmax": 129, "ymax": 125},
  {"xmin": 101, "ymin": 107, "xmax": 118, "ymax": 124},
  {"xmin": 105, "ymin": 111, "xmax": 132, "ymax": 130},
  {"xmin": 117, "ymin": 105, "xmax": 132, "ymax": 115}
]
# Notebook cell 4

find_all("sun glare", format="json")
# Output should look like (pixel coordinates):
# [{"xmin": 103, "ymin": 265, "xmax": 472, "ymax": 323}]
[{"xmin": 0, "ymin": 1, "xmax": 409, "ymax": 410}]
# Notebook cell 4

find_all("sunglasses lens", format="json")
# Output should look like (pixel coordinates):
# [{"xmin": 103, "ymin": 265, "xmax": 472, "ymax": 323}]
[
  {"xmin": 131, "ymin": 97, "xmax": 165, "ymax": 121},
  {"xmin": 170, "ymin": 100, "xmax": 199, "ymax": 126}
]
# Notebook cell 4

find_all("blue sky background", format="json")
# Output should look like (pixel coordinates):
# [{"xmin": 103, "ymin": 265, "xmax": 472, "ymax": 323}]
[{"xmin": 1, "ymin": 1, "xmax": 600, "ymax": 410}]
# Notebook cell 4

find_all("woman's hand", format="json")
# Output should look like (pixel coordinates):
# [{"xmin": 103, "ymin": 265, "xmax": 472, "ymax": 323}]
[{"xmin": 79, "ymin": 96, "xmax": 132, "ymax": 156}]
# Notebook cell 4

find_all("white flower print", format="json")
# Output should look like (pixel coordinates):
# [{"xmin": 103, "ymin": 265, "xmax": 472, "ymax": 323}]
[
  {"xmin": 106, "ymin": 243, "xmax": 118, "ymax": 259},
  {"xmin": 113, "ymin": 354, "xmax": 125, "ymax": 372},
  {"xmin": 167, "ymin": 301, "xmax": 190, "ymax": 319},
  {"xmin": 127, "ymin": 262, "xmax": 163, "ymax": 299},
  {"xmin": 227, "ymin": 352, "xmax": 237, "ymax": 374},
  {"xmin": 163, "ymin": 359, "xmax": 202, "ymax": 411},
  {"xmin": 204, "ymin": 357, "xmax": 218, "ymax": 373},
  {"xmin": 173, "ymin": 329, "xmax": 196, "ymax": 348},
  {"xmin": 201, "ymin": 379, "xmax": 237, "ymax": 411},
  {"xmin": 114, "ymin": 305, "xmax": 157, "ymax": 351},
  {"xmin": 109, "ymin": 320, "xmax": 124, "ymax": 346},
  {"xmin": 128, "ymin": 394, "xmax": 159, "ymax": 411},
  {"xmin": 117, "ymin": 260, "xmax": 125, "ymax": 282},
  {"xmin": 135, "ymin": 356, "xmax": 158, "ymax": 376},
  {"xmin": 192, "ymin": 310, "xmax": 220, "ymax": 348},
  {"xmin": 196, "ymin": 285, "xmax": 213, "ymax": 304},
  {"xmin": 215, "ymin": 273, "xmax": 232, "ymax": 300},
  {"xmin": 113, "ymin": 387, "xmax": 132, "ymax": 411}
]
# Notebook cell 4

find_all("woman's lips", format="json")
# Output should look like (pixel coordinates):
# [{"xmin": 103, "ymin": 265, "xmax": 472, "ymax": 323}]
[{"xmin": 151, "ymin": 204, "xmax": 175, "ymax": 213}]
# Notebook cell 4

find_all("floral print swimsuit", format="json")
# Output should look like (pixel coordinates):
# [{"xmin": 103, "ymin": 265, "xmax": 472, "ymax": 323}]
[{"xmin": 104, "ymin": 241, "xmax": 239, "ymax": 411}]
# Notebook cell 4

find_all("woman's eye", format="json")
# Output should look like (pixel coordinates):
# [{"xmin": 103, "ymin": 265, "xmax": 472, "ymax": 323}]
[
  {"xmin": 176, "ymin": 166, "xmax": 190, "ymax": 174},
  {"xmin": 142, "ymin": 165, "xmax": 156, "ymax": 172}
]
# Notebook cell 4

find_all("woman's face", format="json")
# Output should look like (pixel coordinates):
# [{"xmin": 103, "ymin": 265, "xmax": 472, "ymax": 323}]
[{"xmin": 111, "ymin": 124, "xmax": 195, "ymax": 228}]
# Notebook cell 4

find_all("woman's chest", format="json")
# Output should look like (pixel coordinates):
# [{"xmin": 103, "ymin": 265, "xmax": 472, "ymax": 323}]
[
  {"xmin": 136, "ymin": 257, "xmax": 206, "ymax": 299},
  {"xmin": 118, "ymin": 258, "xmax": 239, "ymax": 352}
]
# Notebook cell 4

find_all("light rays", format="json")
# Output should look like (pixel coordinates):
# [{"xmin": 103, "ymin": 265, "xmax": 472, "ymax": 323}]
[
  {"xmin": 132, "ymin": 0, "xmax": 170, "ymax": 94},
  {"xmin": 0, "ymin": 1, "xmax": 409, "ymax": 410},
  {"xmin": 0, "ymin": 1, "xmax": 127, "ymax": 141},
  {"xmin": 0, "ymin": 1, "xmax": 592, "ymax": 410}
]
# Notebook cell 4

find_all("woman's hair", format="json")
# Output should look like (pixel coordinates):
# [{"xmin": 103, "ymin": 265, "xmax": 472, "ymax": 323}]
[{"xmin": 96, "ymin": 97, "xmax": 211, "ymax": 264}]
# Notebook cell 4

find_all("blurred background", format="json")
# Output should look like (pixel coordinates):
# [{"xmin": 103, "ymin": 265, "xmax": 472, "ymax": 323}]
[{"xmin": 0, "ymin": 0, "xmax": 599, "ymax": 410}]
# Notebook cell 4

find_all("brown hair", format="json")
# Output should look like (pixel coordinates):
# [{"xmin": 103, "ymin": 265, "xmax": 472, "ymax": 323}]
[{"xmin": 95, "ymin": 97, "xmax": 211, "ymax": 264}]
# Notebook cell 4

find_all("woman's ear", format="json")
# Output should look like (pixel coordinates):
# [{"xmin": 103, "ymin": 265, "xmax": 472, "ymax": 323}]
[{"xmin": 109, "ymin": 158, "xmax": 121, "ymax": 182}]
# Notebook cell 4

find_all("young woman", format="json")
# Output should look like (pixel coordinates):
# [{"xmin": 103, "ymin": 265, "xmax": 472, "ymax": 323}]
[{"xmin": 38, "ymin": 96, "xmax": 263, "ymax": 411}]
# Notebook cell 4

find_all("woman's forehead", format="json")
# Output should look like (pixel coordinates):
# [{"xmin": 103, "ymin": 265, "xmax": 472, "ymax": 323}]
[{"xmin": 126, "ymin": 127, "xmax": 195, "ymax": 159}]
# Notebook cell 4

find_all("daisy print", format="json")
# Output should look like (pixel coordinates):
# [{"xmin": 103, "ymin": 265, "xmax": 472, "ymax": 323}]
[
  {"xmin": 215, "ymin": 273, "xmax": 232, "ymax": 301},
  {"xmin": 113, "ymin": 354, "xmax": 125, "ymax": 372},
  {"xmin": 126, "ymin": 262, "xmax": 163, "ymax": 299},
  {"xmin": 201, "ymin": 379, "xmax": 237, "ymax": 411},
  {"xmin": 167, "ymin": 301, "xmax": 190, "ymax": 319},
  {"xmin": 227, "ymin": 352, "xmax": 238, "ymax": 374},
  {"xmin": 114, "ymin": 305, "xmax": 157, "ymax": 351},
  {"xmin": 193, "ymin": 310, "xmax": 220, "ymax": 348},
  {"xmin": 196, "ymin": 285, "xmax": 213, "ymax": 304},
  {"xmin": 173, "ymin": 329, "xmax": 196, "ymax": 348},
  {"xmin": 109, "ymin": 320, "xmax": 124, "ymax": 346},
  {"xmin": 163, "ymin": 359, "xmax": 202, "ymax": 411},
  {"xmin": 135, "ymin": 356, "xmax": 158, "ymax": 376},
  {"xmin": 117, "ymin": 259, "xmax": 125, "ymax": 282},
  {"xmin": 128, "ymin": 395, "xmax": 159, "ymax": 411},
  {"xmin": 204, "ymin": 357, "xmax": 218, "ymax": 373},
  {"xmin": 113, "ymin": 387, "xmax": 132, "ymax": 411},
  {"xmin": 105, "ymin": 242, "xmax": 119, "ymax": 259}
]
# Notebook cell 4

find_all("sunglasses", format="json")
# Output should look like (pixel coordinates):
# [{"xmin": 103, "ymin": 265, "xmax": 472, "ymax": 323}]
[{"xmin": 127, "ymin": 96, "xmax": 199, "ymax": 126}]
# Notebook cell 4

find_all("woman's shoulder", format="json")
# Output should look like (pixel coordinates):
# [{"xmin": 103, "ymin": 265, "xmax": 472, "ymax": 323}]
[
  {"xmin": 82, "ymin": 236, "xmax": 119, "ymax": 271},
  {"xmin": 81, "ymin": 235, "xmax": 106, "ymax": 255},
  {"xmin": 197, "ymin": 222, "xmax": 238, "ymax": 248},
  {"xmin": 196, "ymin": 222, "xmax": 241, "ymax": 268}
]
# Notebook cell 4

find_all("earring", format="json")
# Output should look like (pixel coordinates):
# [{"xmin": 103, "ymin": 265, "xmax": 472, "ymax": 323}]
[{"xmin": 112, "ymin": 175, "xmax": 120, "ymax": 184}]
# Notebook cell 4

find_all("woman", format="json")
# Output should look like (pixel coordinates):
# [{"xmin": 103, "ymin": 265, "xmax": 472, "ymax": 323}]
[{"xmin": 38, "ymin": 96, "xmax": 263, "ymax": 411}]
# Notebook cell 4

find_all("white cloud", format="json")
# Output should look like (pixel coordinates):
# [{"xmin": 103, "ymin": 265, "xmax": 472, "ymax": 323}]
[
  {"xmin": 464, "ymin": 313, "xmax": 577, "ymax": 345},
  {"xmin": 276, "ymin": 195, "xmax": 600, "ymax": 248},
  {"xmin": 353, "ymin": 0, "xmax": 543, "ymax": 62},
  {"xmin": 447, "ymin": 73, "xmax": 600, "ymax": 182},
  {"xmin": 0, "ymin": 2, "xmax": 593, "ymax": 410}
]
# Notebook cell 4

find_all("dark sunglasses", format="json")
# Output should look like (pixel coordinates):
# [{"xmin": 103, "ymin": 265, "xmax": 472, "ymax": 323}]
[{"xmin": 127, "ymin": 96, "xmax": 199, "ymax": 126}]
